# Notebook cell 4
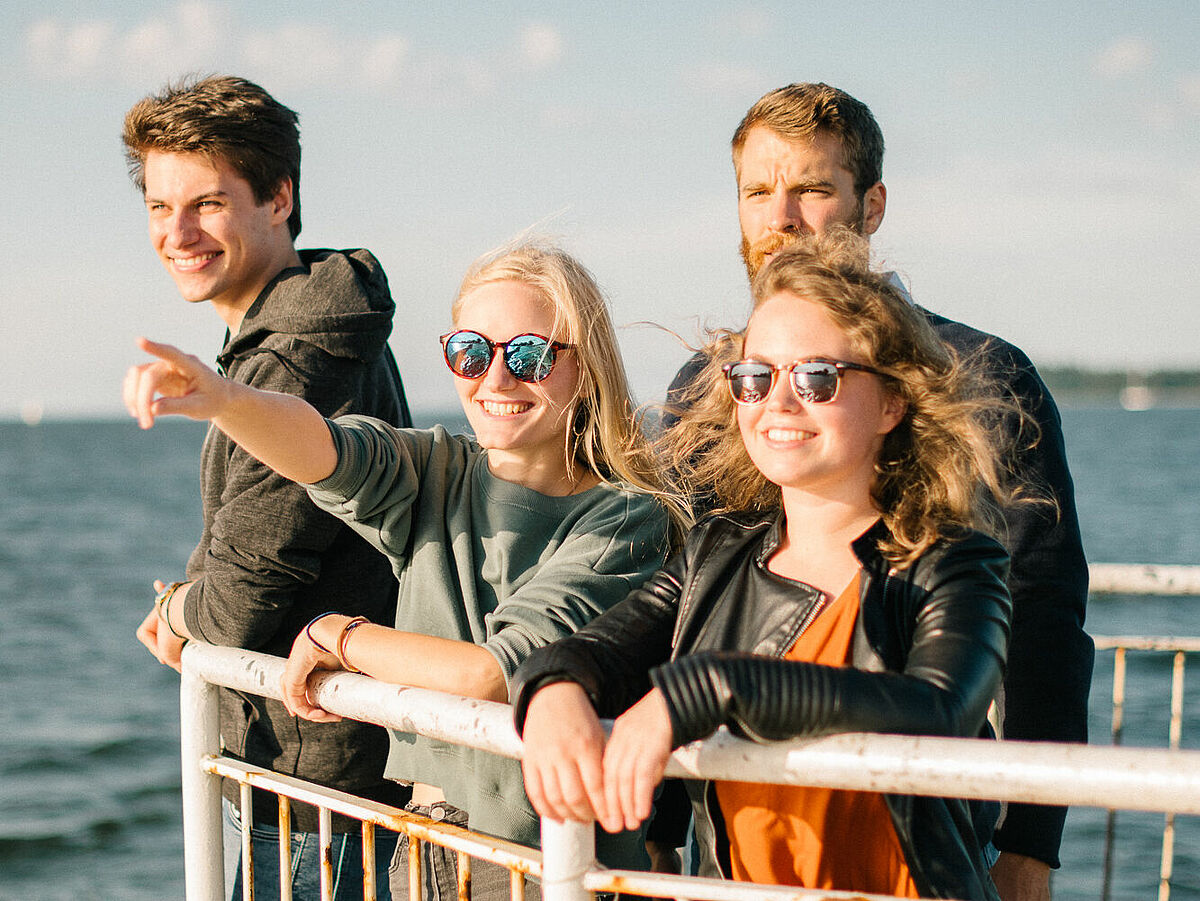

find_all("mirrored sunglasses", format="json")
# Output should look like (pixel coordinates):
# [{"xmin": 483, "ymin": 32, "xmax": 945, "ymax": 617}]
[
  {"xmin": 440, "ymin": 330, "xmax": 574, "ymax": 383},
  {"xmin": 722, "ymin": 358, "xmax": 886, "ymax": 405}
]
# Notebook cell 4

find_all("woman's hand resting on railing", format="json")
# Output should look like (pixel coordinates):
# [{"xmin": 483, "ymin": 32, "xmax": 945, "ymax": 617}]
[
  {"xmin": 521, "ymin": 682, "xmax": 616, "ymax": 830},
  {"xmin": 521, "ymin": 682, "xmax": 674, "ymax": 833},
  {"xmin": 599, "ymin": 687, "xmax": 674, "ymax": 832},
  {"xmin": 279, "ymin": 621, "xmax": 347, "ymax": 723}
]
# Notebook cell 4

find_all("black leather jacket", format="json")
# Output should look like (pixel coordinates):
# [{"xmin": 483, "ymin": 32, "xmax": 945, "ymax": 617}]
[
  {"xmin": 666, "ymin": 304, "xmax": 1093, "ymax": 866},
  {"xmin": 513, "ymin": 512, "xmax": 1011, "ymax": 900}
]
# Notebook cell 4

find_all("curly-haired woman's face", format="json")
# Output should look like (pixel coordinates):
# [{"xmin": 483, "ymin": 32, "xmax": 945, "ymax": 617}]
[{"xmin": 737, "ymin": 292, "xmax": 904, "ymax": 505}]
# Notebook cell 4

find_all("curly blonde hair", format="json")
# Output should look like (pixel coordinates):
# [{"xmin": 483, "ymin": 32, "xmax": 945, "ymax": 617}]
[
  {"xmin": 661, "ymin": 231, "xmax": 1040, "ymax": 566},
  {"xmin": 455, "ymin": 240, "xmax": 690, "ymax": 538}
]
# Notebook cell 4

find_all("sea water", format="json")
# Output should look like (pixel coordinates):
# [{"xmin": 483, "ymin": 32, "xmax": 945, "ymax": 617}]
[{"xmin": 1, "ymin": 408, "xmax": 1198, "ymax": 900}]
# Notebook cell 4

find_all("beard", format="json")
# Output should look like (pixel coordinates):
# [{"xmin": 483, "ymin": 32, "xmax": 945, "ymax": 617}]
[{"xmin": 738, "ymin": 200, "xmax": 866, "ymax": 280}]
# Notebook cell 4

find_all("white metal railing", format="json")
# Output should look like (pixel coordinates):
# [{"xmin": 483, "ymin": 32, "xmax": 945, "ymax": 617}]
[
  {"xmin": 1085, "ymin": 562, "xmax": 1200, "ymax": 901},
  {"xmin": 176, "ymin": 563, "xmax": 1200, "ymax": 901},
  {"xmin": 181, "ymin": 645, "xmax": 1200, "ymax": 899},
  {"xmin": 1089, "ymin": 563, "xmax": 1200, "ymax": 596}
]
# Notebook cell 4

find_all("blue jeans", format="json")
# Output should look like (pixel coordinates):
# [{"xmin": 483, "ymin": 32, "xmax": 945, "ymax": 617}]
[
  {"xmin": 389, "ymin": 800, "xmax": 540, "ymax": 901},
  {"xmin": 222, "ymin": 798, "xmax": 397, "ymax": 901}
]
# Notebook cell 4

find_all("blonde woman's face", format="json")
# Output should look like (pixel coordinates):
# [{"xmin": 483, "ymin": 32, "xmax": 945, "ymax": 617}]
[
  {"xmin": 452, "ymin": 280, "xmax": 582, "ymax": 490},
  {"xmin": 736, "ymin": 292, "xmax": 904, "ymax": 505}
]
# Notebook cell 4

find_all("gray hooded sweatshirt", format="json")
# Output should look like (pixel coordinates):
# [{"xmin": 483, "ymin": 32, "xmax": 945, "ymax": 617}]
[{"xmin": 182, "ymin": 248, "xmax": 411, "ymax": 830}]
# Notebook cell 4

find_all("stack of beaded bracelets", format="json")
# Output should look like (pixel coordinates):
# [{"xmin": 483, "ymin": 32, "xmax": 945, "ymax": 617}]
[
  {"xmin": 304, "ymin": 612, "xmax": 370, "ymax": 674},
  {"xmin": 155, "ymin": 580, "xmax": 189, "ymax": 640}
]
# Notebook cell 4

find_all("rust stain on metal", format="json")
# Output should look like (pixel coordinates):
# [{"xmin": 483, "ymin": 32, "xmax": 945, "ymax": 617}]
[{"xmin": 457, "ymin": 849, "xmax": 471, "ymax": 901}]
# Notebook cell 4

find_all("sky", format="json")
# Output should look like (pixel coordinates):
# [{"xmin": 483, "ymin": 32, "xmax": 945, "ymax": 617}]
[{"xmin": 2, "ymin": 1, "xmax": 1198, "ymax": 421}]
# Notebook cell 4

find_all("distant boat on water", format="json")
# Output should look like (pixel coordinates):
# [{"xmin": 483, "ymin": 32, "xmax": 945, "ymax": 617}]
[
  {"xmin": 1118, "ymin": 383, "xmax": 1155, "ymax": 411},
  {"xmin": 19, "ymin": 400, "xmax": 44, "ymax": 426},
  {"xmin": 1118, "ymin": 374, "xmax": 1156, "ymax": 411}
]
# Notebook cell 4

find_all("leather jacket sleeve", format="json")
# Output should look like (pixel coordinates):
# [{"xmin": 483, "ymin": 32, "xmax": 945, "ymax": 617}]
[
  {"xmin": 649, "ymin": 534, "xmax": 1012, "ymax": 750},
  {"xmin": 511, "ymin": 541, "xmax": 693, "ymax": 732}
]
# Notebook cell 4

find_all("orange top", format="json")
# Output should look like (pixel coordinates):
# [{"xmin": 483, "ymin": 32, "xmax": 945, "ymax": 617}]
[{"xmin": 714, "ymin": 572, "xmax": 920, "ymax": 897}]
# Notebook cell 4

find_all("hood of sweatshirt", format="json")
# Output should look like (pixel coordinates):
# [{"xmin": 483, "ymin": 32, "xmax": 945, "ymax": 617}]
[{"xmin": 219, "ymin": 248, "xmax": 396, "ymax": 367}]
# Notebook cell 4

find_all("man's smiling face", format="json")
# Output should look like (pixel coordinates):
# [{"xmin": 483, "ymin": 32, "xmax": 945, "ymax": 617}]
[{"xmin": 143, "ymin": 150, "xmax": 290, "ymax": 320}]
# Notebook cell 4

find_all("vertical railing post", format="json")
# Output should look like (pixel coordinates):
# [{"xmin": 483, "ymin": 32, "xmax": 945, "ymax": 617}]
[
  {"xmin": 540, "ymin": 819, "xmax": 593, "ymax": 901},
  {"xmin": 181, "ymin": 644, "xmax": 225, "ymax": 901},
  {"xmin": 1158, "ymin": 651, "xmax": 1187, "ymax": 901},
  {"xmin": 1102, "ymin": 646, "xmax": 1127, "ymax": 901}
]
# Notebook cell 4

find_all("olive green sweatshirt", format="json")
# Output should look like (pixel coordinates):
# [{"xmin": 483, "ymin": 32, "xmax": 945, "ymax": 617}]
[{"xmin": 308, "ymin": 416, "xmax": 671, "ymax": 851}]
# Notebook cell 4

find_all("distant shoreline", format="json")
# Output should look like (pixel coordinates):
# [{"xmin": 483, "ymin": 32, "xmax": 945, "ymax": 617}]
[
  {"xmin": 1039, "ymin": 367, "xmax": 1200, "ymax": 410},
  {"xmin": 6, "ymin": 370, "xmax": 1200, "ymax": 422}
]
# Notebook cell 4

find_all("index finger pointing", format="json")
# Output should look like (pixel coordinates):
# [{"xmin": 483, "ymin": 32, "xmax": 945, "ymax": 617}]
[{"xmin": 137, "ymin": 336, "xmax": 191, "ymax": 367}]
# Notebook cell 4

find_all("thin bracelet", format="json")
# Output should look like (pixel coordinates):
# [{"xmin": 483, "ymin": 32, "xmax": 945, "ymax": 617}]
[
  {"xmin": 155, "ymin": 581, "xmax": 188, "ymax": 640},
  {"xmin": 161, "ymin": 592, "xmax": 188, "ymax": 641},
  {"xmin": 336, "ymin": 616, "xmax": 369, "ymax": 674},
  {"xmin": 303, "ymin": 611, "xmax": 341, "ymax": 654}
]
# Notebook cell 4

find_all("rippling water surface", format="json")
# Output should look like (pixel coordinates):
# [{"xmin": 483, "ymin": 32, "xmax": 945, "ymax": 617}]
[{"xmin": 1, "ymin": 408, "xmax": 1198, "ymax": 899}]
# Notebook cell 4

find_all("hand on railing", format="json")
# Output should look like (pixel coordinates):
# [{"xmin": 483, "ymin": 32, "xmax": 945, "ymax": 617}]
[
  {"xmin": 521, "ymin": 682, "xmax": 612, "ymax": 828},
  {"xmin": 521, "ymin": 682, "xmax": 675, "ymax": 835},
  {"xmin": 280, "ymin": 616, "xmax": 347, "ymax": 723},
  {"xmin": 598, "ymin": 688, "xmax": 674, "ymax": 832}
]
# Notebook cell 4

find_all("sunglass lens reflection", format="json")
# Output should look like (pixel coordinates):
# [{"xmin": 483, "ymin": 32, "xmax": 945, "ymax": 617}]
[
  {"xmin": 791, "ymin": 365, "xmax": 839, "ymax": 403},
  {"xmin": 446, "ymin": 333, "xmax": 492, "ymax": 378},
  {"xmin": 729, "ymin": 363, "xmax": 774, "ymax": 404},
  {"xmin": 505, "ymin": 336, "xmax": 555, "ymax": 382}
]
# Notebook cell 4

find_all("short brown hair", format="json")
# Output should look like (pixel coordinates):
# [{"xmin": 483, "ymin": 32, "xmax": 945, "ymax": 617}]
[
  {"xmin": 732, "ymin": 83, "xmax": 884, "ymax": 198},
  {"xmin": 122, "ymin": 75, "xmax": 303, "ymax": 238}
]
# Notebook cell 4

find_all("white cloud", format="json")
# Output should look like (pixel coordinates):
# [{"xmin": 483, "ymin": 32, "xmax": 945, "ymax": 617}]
[
  {"xmin": 240, "ymin": 23, "xmax": 348, "ymax": 89},
  {"xmin": 1091, "ymin": 36, "xmax": 1153, "ymax": 79},
  {"xmin": 175, "ymin": 0, "xmax": 228, "ymax": 37},
  {"xmin": 22, "ymin": 5, "xmax": 545, "ymax": 99},
  {"xmin": 26, "ymin": 17, "xmax": 116, "ymax": 76},
  {"xmin": 120, "ymin": 20, "xmax": 173, "ymax": 70},
  {"xmin": 27, "ymin": 3, "xmax": 234, "ymax": 83},
  {"xmin": 359, "ymin": 34, "xmax": 408, "ymax": 85},
  {"xmin": 519, "ymin": 23, "xmax": 565, "ymax": 71},
  {"xmin": 25, "ymin": 18, "xmax": 61, "ymax": 65}
]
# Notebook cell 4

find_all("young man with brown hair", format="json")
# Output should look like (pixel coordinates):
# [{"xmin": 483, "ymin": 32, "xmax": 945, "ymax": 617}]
[
  {"xmin": 665, "ymin": 83, "xmax": 1092, "ymax": 901},
  {"xmin": 125, "ymin": 75, "xmax": 411, "ymax": 900}
]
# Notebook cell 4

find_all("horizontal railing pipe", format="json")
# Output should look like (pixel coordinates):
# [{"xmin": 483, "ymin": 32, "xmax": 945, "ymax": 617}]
[
  {"xmin": 183, "ymin": 644, "xmax": 1200, "ymax": 816},
  {"xmin": 183, "ymin": 643, "xmax": 523, "ymax": 759},
  {"xmin": 1089, "ymin": 563, "xmax": 1200, "ymax": 595}
]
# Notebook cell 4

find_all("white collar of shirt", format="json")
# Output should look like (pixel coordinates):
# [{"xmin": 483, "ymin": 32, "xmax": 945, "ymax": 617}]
[{"xmin": 884, "ymin": 270, "xmax": 914, "ymax": 305}]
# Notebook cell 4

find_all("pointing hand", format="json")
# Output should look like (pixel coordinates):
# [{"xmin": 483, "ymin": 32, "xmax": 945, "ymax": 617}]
[{"xmin": 123, "ymin": 337, "xmax": 231, "ymax": 428}]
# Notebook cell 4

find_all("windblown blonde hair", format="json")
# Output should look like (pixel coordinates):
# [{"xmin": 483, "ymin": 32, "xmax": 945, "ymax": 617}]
[
  {"xmin": 662, "ymin": 230, "xmax": 1040, "ymax": 566},
  {"xmin": 455, "ymin": 240, "xmax": 690, "ymax": 538}
]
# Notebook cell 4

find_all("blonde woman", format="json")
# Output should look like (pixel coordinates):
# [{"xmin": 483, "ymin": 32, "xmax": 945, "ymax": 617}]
[
  {"xmin": 513, "ymin": 234, "xmax": 1031, "ymax": 900},
  {"xmin": 124, "ymin": 241, "xmax": 684, "ymax": 900}
]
